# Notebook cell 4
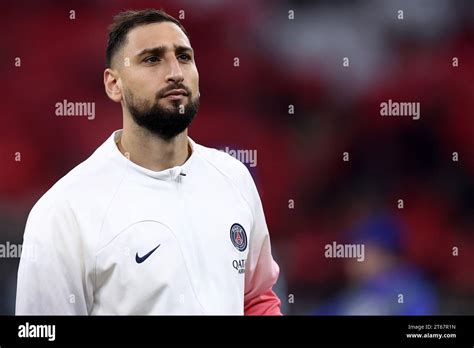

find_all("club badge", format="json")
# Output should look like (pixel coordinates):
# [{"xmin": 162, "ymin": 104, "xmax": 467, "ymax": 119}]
[{"xmin": 230, "ymin": 223, "xmax": 247, "ymax": 252}]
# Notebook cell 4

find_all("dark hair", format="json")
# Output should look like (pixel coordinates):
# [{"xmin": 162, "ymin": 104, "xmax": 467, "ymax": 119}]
[{"xmin": 105, "ymin": 9, "xmax": 188, "ymax": 68}]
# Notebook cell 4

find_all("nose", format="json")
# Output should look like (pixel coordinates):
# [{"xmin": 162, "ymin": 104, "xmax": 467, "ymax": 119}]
[{"xmin": 165, "ymin": 57, "xmax": 184, "ymax": 84}]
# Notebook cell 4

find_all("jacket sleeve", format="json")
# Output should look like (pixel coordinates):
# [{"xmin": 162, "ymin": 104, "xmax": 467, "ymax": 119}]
[
  {"xmin": 16, "ymin": 197, "xmax": 92, "ymax": 315},
  {"xmin": 242, "ymin": 169, "xmax": 282, "ymax": 315}
]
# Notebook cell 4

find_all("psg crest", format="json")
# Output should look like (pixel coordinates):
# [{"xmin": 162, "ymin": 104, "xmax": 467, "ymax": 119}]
[{"xmin": 230, "ymin": 223, "xmax": 247, "ymax": 252}]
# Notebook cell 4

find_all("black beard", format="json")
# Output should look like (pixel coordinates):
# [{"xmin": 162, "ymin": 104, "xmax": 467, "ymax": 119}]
[{"xmin": 125, "ymin": 91, "xmax": 199, "ymax": 140}]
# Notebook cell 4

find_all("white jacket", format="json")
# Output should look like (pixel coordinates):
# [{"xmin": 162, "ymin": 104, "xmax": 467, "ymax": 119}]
[{"xmin": 16, "ymin": 130, "xmax": 281, "ymax": 315}]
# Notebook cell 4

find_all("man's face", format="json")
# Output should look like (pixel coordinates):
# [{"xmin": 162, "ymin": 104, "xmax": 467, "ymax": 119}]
[{"xmin": 115, "ymin": 21, "xmax": 200, "ymax": 139}]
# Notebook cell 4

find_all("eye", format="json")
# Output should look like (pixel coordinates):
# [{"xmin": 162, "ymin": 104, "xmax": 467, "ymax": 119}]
[
  {"xmin": 144, "ymin": 56, "xmax": 160, "ymax": 64},
  {"xmin": 178, "ymin": 53, "xmax": 191, "ymax": 62}
]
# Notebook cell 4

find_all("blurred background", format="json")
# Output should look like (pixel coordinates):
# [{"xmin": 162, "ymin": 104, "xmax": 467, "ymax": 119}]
[{"xmin": 1, "ymin": 0, "xmax": 473, "ymax": 315}]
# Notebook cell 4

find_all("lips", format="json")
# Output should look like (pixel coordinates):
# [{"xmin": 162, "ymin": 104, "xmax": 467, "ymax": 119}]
[{"xmin": 163, "ymin": 89, "xmax": 188, "ymax": 97}]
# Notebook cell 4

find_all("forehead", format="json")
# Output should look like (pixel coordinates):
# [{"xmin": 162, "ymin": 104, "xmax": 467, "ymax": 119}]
[{"xmin": 124, "ymin": 21, "xmax": 190, "ymax": 55}]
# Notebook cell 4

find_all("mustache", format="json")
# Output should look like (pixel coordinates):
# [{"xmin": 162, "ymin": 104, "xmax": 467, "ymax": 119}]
[{"xmin": 157, "ymin": 84, "xmax": 192, "ymax": 98}]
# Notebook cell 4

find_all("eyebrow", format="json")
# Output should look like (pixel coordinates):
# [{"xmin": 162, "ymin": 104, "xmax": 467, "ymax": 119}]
[{"xmin": 136, "ymin": 44, "xmax": 194, "ymax": 58}]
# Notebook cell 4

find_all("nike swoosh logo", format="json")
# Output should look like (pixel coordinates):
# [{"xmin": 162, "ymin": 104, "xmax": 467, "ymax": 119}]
[{"xmin": 135, "ymin": 244, "xmax": 161, "ymax": 264}]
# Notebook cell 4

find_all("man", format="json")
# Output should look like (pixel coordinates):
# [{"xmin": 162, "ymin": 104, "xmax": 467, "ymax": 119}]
[{"xmin": 16, "ymin": 9, "xmax": 281, "ymax": 315}]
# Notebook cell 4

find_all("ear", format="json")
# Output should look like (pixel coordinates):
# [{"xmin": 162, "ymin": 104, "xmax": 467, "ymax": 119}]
[{"xmin": 104, "ymin": 68, "xmax": 122, "ymax": 103}]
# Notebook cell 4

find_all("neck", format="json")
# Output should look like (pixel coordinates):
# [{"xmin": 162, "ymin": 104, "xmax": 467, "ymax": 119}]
[{"xmin": 118, "ymin": 117, "xmax": 191, "ymax": 172}]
